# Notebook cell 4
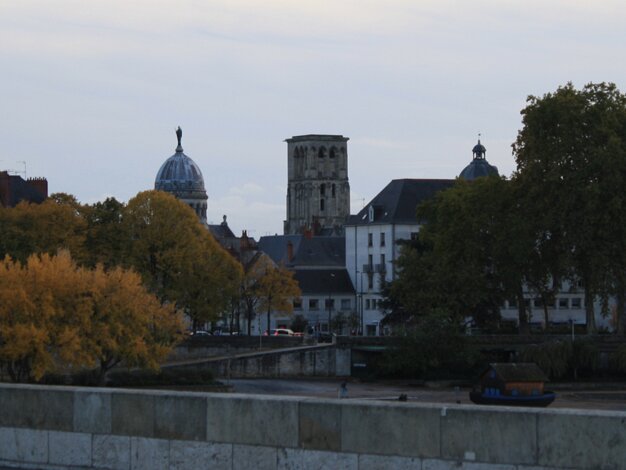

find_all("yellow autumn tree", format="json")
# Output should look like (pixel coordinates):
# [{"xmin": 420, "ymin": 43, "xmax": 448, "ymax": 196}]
[
  {"xmin": 84, "ymin": 264, "xmax": 184, "ymax": 384},
  {"xmin": 0, "ymin": 252, "xmax": 184, "ymax": 383},
  {"xmin": 255, "ymin": 263, "xmax": 301, "ymax": 333}
]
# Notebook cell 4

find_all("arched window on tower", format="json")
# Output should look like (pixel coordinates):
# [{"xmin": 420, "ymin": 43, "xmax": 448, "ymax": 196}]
[{"xmin": 320, "ymin": 184, "xmax": 326, "ymax": 196}]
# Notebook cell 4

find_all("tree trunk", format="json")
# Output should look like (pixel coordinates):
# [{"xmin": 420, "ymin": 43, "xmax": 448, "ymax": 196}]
[
  {"xmin": 517, "ymin": 287, "xmax": 529, "ymax": 335},
  {"xmin": 584, "ymin": 286, "xmax": 596, "ymax": 334},
  {"xmin": 617, "ymin": 276, "xmax": 625, "ymax": 336}
]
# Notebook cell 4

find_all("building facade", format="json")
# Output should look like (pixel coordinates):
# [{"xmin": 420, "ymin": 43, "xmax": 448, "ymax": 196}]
[
  {"xmin": 284, "ymin": 135, "xmax": 350, "ymax": 236},
  {"xmin": 0, "ymin": 171, "xmax": 48, "ymax": 207},
  {"xmin": 345, "ymin": 179, "xmax": 455, "ymax": 335},
  {"xmin": 258, "ymin": 234, "xmax": 356, "ymax": 334}
]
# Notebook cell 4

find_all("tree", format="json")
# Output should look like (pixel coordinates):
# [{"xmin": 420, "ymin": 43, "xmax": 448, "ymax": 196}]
[
  {"xmin": 0, "ymin": 252, "xmax": 184, "ymax": 383},
  {"xmin": 255, "ymin": 263, "xmax": 301, "ymax": 333},
  {"xmin": 386, "ymin": 177, "xmax": 528, "ymax": 330},
  {"xmin": 84, "ymin": 263, "xmax": 184, "ymax": 384},
  {"xmin": 121, "ymin": 191, "xmax": 242, "ymax": 328},
  {"xmin": 0, "ymin": 194, "xmax": 87, "ymax": 264},
  {"xmin": 239, "ymin": 254, "xmax": 274, "ymax": 336},
  {"xmin": 82, "ymin": 197, "xmax": 126, "ymax": 269},
  {"xmin": 513, "ymin": 82, "xmax": 626, "ymax": 334}
]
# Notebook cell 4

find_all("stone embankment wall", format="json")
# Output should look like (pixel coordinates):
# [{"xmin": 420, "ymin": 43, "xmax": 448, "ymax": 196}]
[
  {"xmin": 0, "ymin": 383, "xmax": 625, "ymax": 469},
  {"xmin": 166, "ymin": 344, "xmax": 351, "ymax": 379}
]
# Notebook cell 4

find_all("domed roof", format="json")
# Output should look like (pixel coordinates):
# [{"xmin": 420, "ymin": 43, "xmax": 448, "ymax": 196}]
[
  {"xmin": 459, "ymin": 139, "xmax": 499, "ymax": 180},
  {"xmin": 155, "ymin": 127, "xmax": 207, "ymax": 195}
]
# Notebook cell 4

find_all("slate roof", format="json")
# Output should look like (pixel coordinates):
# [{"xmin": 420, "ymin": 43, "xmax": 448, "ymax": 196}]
[
  {"xmin": 484, "ymin": 363, "xmax": 549, "ymax": 383},
  {"xmin": 346, "ymin": 179, "xmax": 455, "ymax": 226},
  {"xmin": 258, "ymin": 235, "xmax": 345, "ymax": 267},
  {"xmin": 208, "ymin": 223, "xmax": 236, "ymax": 239},
  {"xmin": 293, "ymin": 268, "xmax": 355, "ymax": 295},
  {"xmin": 258, "ymin": 235, "xmax": 303, "ymax": 266}
]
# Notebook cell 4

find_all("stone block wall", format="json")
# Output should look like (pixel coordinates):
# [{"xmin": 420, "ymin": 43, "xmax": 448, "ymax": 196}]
[{"xmin": 0, "ymin": 383, "xmax": 624, "ymax": 469}]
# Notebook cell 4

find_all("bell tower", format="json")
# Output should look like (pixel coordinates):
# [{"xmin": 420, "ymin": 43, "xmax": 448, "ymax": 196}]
[{"xmin": 284, "ymin": 134, "xmax": 350, "ymax": 235}]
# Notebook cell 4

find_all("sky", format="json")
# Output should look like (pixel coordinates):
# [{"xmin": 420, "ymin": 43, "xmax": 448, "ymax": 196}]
[{"xmin": 1, "ymin": 1, "xmax": 625, "ymax": 237}]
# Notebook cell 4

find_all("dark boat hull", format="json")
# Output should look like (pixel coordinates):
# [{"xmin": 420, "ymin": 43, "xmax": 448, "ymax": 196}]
[{"xmin": 469, "ymin": 391, "xmax": 556, "ymax": 407}]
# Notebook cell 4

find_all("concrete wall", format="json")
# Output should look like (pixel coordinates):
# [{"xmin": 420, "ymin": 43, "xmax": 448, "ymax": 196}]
[
  {"xmin": 0, "ymin": 383, "xmax": 625, "ymax": 470},
  {"xmin": 166, "ymin": 344, "xmax": 352, "ymax": 379}
]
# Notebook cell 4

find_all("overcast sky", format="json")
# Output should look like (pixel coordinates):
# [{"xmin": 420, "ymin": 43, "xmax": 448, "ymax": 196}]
[{"xmin": 2, "ymin": 1, "xmax": 625, "ymax": 236}]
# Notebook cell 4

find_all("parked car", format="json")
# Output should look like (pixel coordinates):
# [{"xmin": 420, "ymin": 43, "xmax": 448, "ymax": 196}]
[
  {"xmin": 264, "ymin": 328, "xmax": 295, "ymax": 336},
  {"xmin": 190, "ymin": 330, "xmax": 211, "ymax": 337}
]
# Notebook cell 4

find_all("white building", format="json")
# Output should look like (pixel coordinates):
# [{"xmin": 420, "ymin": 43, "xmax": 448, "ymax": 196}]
[{"xmin": 345, "ymin": 179, "xmax": 455, "ymax": 335}]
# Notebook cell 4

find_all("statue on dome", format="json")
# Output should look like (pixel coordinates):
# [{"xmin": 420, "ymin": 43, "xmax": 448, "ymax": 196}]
[{"xmin": 176, "ymin": 127, "xmax": 183, "ymax": 147}]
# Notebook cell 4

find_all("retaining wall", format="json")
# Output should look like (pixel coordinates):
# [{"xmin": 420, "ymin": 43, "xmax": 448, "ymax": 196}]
[
  {"xmin": 165, "ymin": 344, "xmax": 351, "ymax": 379},
  {"xmin": 0, "ymin": 383, "xmax": 624, "ymax": 469}
]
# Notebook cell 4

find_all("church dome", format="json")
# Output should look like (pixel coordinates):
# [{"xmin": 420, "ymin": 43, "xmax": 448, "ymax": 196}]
[
  {"xmin": 155, "ymin": 127, "xmax": 207, "ymax": 195},
  {"xmin": 155, "ymin": 127, "xmax": 208, "ymax": 223},
  {"xmin": 459, "ymin": 139, "xmax": 499, "ymax": 180}
]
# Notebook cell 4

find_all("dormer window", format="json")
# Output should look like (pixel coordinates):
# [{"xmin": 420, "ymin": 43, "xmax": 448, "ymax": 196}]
[{"xmin": 368, "ymin": 205, "xmax": 374, "ymax": 222}]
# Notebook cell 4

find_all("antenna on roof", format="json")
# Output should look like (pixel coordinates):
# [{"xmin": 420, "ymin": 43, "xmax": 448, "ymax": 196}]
[{"xmin": 18, "ymin": 161, "xmax": 26, "ymax": 179}]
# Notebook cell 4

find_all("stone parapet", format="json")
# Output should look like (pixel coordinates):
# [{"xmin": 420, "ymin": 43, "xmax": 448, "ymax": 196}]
[{"xmin": 0, "ymin": 383, "xmax": 623, "ymax": 469}]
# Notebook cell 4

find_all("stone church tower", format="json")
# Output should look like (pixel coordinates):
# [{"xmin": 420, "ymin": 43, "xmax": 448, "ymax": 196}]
[{"xmin": 284, "ymin": 134, "xmax": 350, "ymax": 235}]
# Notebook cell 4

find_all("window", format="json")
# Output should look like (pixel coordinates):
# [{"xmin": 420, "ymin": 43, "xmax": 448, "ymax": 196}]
[
  {"xmin": 341, "ymin": 299, "xmax": 351, "ymax": 310},
  {"xmin": 380, "ymin": 254, "xmax": 385, "ymax": 268},
  {"xmin": 508, "ymin": 299, "xmax": 518, "ymax": 309},
  {"xmin": 365, "ymin": 299, "xmax": 371, "ymax": 309},
  {"xmin": 368, "ymin": 273, "xmax": 374, "ymax": 289},
  {"xmin": 320, "ymin": 184, "xmax": 326, "ymax": 196},
  {"xmin": 571, "ymin": 298, "xmax": 582, "ymax": 309},
  {"xmin": 368, "ymin": 206, "xmax": 374, "ymax": 222},
  {"xmin": 558, "ymin": 298, "xmax": 569, "ymax": 309},
  {"xmin": 410, "ymin": 232, "xmax": 419, "ymax": 241},
  {"xmin": 293, "ymin": 299, "xmax": 302, "ymax": 310},
  {"xmin": 368, "ymin": 233, "xmax": 373, "ymax": 247},
  {"xmin": 320, "ymin": 199, "xmax": 325, "ymax": 211},
  {"xmin": 309, "ymin": 299, "xmax": 319, "ymax": 310},
  {"xmin": 380, "ymin": 232, "xmax": 386, "ymax": 246},
  {"xmin": 534, "ymin": 298, "xmax": 543, "ymax": 308},
  {"xmin": 325, "ymin": 298, "xmax": 335, "ymax": 310},
  {"xmin": 332, "ymin": 184, "xmax": 336, "ymax": 197}
]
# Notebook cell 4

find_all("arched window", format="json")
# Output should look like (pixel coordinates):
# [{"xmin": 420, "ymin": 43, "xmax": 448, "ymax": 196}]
[
  {"xmin": 332, "ymin": 184, "xmax": 336, "ymax": 197},
  {"xmin": 320, "ymin": 199, "xmax": 325, "ymax": 211},
  {"xmin": 318, "ymin": 147, "xmax": 327, "ymax": 158},
  {"xmin": 320, "ymin": 184, "xmax": 326, "ymax": 196},
  {"xmin": 330, "ymin": 147, "xmax": 337, "ymax": 159}
]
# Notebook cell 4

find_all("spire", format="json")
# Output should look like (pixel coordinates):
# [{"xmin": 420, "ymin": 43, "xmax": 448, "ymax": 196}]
[{"xmin": 175, "ymin": 126, "xmax": 183, "ymax": 153}]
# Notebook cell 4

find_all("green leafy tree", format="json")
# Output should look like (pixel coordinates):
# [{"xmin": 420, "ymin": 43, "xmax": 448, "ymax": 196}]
[
  {"xmin": 387, "ymin": 176, "xmax": 536, "ymax": 332},
  {"xmin": 82, "ymin": 197, "xmax": 126, "ymax": 268},
  {"xmin": 513, "ymin": 82, "xmax": 626, "ymax": 334}
]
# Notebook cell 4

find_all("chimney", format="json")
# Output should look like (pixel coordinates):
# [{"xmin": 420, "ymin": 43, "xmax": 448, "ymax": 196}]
[{"xmin": 287, "ymin": 241, "xmax": 294, "ymax": 262}]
